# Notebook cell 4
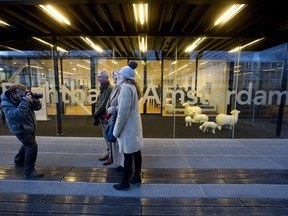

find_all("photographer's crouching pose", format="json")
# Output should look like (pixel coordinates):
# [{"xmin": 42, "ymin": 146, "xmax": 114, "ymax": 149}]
[{"xmin": 0, "ymin": 84, "xmax": 44, "ymax": 178}]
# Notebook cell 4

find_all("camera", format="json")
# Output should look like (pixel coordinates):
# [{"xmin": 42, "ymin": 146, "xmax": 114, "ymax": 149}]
[{"xmin": 25, "ymin": 91, "xmax": 43, "ymax": 99}]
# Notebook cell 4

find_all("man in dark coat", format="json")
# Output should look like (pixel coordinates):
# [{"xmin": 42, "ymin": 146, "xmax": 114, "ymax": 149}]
[{"xmin": 93, "ymin": 71, "xmax": 113, "ymax": 165}]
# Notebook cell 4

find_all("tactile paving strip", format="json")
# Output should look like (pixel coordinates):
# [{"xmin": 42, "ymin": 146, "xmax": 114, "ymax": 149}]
[
  {"xmin": 1, "ymin": 180, "xmax": 288, "ymax": 199},
  {"xmin": 201, "ymin": 184, "xmax": 288, "ymax": 199}
]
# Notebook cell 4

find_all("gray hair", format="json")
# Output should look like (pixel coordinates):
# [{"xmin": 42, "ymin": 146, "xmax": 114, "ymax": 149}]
[
  {"xmin": 113, "ymin": 69, "xmax": 120, "ymax": 76},
  {"xmin": 99, "ymin": 71, "xmax": 109, "ymax": 79}
]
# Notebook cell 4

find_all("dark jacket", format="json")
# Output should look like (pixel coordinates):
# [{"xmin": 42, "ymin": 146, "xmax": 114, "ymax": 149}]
[
  {"xmin": 94, "ymin": 81, "xmax": 113, "ymax": 118},
  {"xmin": 0, "ymin": 91, "xmax": 42, "ymax": 134}
]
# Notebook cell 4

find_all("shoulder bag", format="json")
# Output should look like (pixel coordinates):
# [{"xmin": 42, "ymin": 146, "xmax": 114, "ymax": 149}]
[{"xmin": 105, "ymin": 109, "xmax": 117, "ymax": 142}]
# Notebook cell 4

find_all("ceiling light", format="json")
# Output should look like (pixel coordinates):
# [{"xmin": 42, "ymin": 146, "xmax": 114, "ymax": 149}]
[
  {"xmin": 138, "ymin": 36, "xmax": 147, "ymax": 52},
  {"xmin": 39, "ymin": 4, "xmax": 71, "ymax": 25},
  {"xmin": 229, "ymin": 38, "xmax": 265, "ymax": 52},
  {"xmin": 133, "ymin": 4, "xmax": 148, "ymax": 25},
  {"xmin": 0, "ymin": 20, "xmax": 10, "ymax": 26},
  {"xmin": 164, "ymin": 64, "xmax": 188, "ymax": 78},
  {"xmin": 80, "ymin": 37, "xmax": 103, "ymax": 52},
  {"xmin": 33, "ymin": 37, "xmax": 53, "ymax": 46},
  {"xmin": 63, "ymin": 71, "xmax": 74, "ymax": 75},
  {"xmin": 215, "ymin": 4, "xmax": 246, "ymax": 26},
  {"xmin": 76, "ymin": 64, "xmax": 90, "ymax": 70},
  {"xmin": 57, "ymin": 47, "xmax": 67, "ymax": 52},
  {"xmin": 0, "ymin": 45, "xmax": 22, "ymax": 52},
  {"xmin": 200, "ymin": 61, "xmax": 208, "ymax": 65},
  {"xmin": 32, "ymin": 37, "xmax": 67, "ymax": 52},
  {"xmin": 26, "ymin": 65, "xmax": 44, "ymax": 69},
  {"xmin": 185, "ymin": 37, "xmax": 206, "ymax": 52},
  {"xmin": 178, "ymin": 64, "xmax": 188, "ymax": 70}
]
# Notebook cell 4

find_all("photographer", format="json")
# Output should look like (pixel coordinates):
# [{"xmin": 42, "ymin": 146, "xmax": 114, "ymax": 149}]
[{"xmin": 0, "ymin": 84, "xmax": 43, "ymax": 178}]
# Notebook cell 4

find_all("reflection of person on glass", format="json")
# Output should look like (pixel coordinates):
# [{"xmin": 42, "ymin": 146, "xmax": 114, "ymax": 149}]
[
  {"xmin": 112, "ymin": 62, "xmax": 143, "ymax": 190},
  {"xmin": 0, "ymin": 84, "xmax": 43, "ymax": 178},
  {"xmin": 105, "ymin": 69, "xmax": 124, "ymax": 170}
]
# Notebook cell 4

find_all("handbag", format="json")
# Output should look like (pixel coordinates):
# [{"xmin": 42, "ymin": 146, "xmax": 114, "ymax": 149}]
[{"xmin": 105, "ymin": 110, "xmax": 117, "ymax": 142}]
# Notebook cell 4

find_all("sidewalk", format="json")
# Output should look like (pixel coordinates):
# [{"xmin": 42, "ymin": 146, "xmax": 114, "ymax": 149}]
[
  {"xmin": 1, "ymin": 136, "xmax": 287, "ymax": 169},
  {"xmin": 0, "ymin": 136, "xmax": 288, "ymax": 215}
]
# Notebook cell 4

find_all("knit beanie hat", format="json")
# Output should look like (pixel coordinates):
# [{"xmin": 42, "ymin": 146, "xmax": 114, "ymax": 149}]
[{"xmin": 119, "ymin": 61, "xmax": 138, "ymax": 80}]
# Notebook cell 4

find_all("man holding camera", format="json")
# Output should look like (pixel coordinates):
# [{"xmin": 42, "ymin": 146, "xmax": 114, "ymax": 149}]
[{"xmin": 0, "ymin": 84, "xmax": 43, "ymax": 178}]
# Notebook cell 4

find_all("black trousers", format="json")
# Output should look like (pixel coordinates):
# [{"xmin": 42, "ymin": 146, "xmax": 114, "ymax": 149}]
[
  {"xmin": 0, "ymin": 107, "xmax": 5, "ymax": 124},
  {"xmin": 15, "ymin": 133, "xmax": 38, "ymax": 175},
  {"xmin": 122, "ymin": 150, "xmax": 142, "ymax": 184}
]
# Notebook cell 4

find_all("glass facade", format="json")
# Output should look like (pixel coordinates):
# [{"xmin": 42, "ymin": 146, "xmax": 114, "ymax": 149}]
[{"xmin": 0, "ymin": 38, "xmax": 287, "ymax": 138}]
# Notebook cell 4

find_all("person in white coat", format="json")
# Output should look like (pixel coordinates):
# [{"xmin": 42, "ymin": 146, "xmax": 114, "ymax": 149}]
[
  {"xmin": 112, "ymin": 61, "xmax": 143, "ymax": 190},
  {"xmin": 105, "ymin": 69, "xmax": 124, "ymax": 171}
]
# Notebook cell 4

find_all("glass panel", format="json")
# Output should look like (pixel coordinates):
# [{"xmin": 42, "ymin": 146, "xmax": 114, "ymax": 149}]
[
  {"xmin": 284, "ymin": 73, "xmax": 288, "ymax": 138},
  {"xmin": 235, "ymin": 43, "xmax": 288, "ymax": 138},
  {"xmin": 61, "ymin": 58, "xmax": 91, "ymax": 115},
  {"xmin": 163, "ymin": 59, "xmax": 180, "ymax": 116},
  {"xmin": 146, "ymin": 59, "xmax": 162, "ymax": 114},
  {"xmin": 197, "ymin": 59, "xmax": 229, "ymax": 115},
  {"xmin": 1, "ymin": 38, "xmax": 287, "ymax": 139},
  {"xmin": 29, "ymin": 58, "xmax": 53, "ymax": 120}
]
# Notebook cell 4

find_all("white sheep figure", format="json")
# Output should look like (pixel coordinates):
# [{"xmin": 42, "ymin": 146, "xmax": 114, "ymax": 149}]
[
  {"xmin": 185, "ymin": 116, "xmax": 192, "ymax": 127},
  {"xmin": 182, "ymin": 102, "xmax": 201, "ymax": 117},
  {"xmin": 216, "ymin": 110, "xmax": 240, "ymax": 130},
  {"xmin": 199, "ymin": 121, "xmax": 218, "ymax": 134},
  {"xmin": 191, "ymin": 112, "xmax": 209, "ymax": 124}
]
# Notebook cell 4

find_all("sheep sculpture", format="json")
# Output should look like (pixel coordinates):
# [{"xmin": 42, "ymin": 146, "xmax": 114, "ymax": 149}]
[
  {"xmin": 182, "ymin": 102, "xmax": 201, "ymax": 117},
  {"xmin": 215, "ymin": 110, "xmax": 240, "ymax": 130},
  {"xmin": 191, "ymin": 111, "xmax": 209, "ymax": 124},
  {"xmin": 199, "ymin": 121, "xmax": 218, "ymax": 134},
  {"xmin": 185, "ymin": 116, "xmax": 192, "ymax": 127}
]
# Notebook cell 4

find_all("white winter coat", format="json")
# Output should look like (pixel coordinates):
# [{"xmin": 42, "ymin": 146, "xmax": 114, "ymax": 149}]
[{"xmin": 113, "ymin": 83, "xmax": 143, "ymax": 154}]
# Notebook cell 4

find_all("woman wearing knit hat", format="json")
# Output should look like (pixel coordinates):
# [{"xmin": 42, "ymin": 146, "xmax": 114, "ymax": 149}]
[{"xmin": 112, "ymin": 61, "xmax": 143, "ymax": 190}]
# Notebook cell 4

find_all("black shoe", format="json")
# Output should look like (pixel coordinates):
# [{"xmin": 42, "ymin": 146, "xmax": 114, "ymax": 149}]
[
  {"xmin": 99, "ymin": 155, "xmax": 109, "ymax": 161},
  {"xmin": 113, "ymin": 183, "xmax": 130, "ymax": 190},
  {"xmin": 24, "ymin": 171, "xmax": 44, "ymax": 178},
  {"xmin": 116, "ymin": 166, "xmax": 124, "ymax": 172},
  {"xmin": 102, "ymin": 158, "xmax": 112, "ymax": 166},
  {"xmin": 130, "ymin": 175, "xmax": 142, "ymax": 187}
]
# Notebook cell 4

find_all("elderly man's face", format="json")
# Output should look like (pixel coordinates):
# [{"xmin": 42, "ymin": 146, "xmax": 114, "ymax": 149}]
[{"xmin": 98, "ymin": 73, "xmax": 108, "ymax": 85}]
